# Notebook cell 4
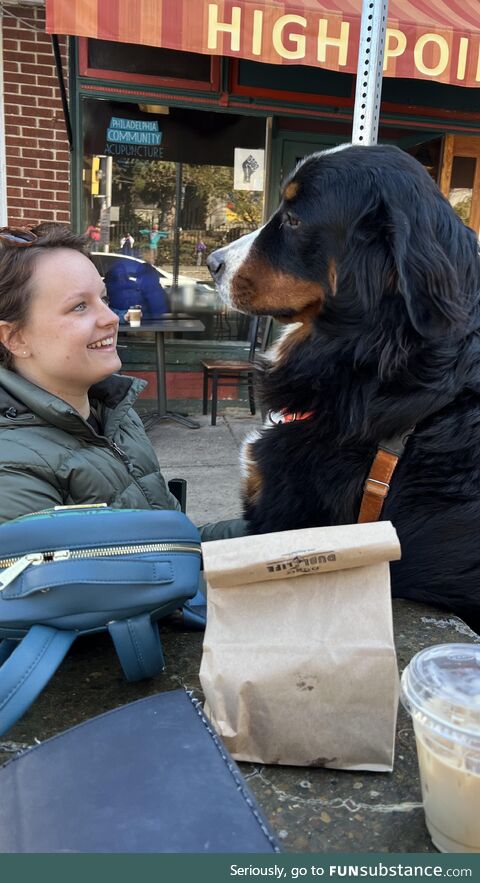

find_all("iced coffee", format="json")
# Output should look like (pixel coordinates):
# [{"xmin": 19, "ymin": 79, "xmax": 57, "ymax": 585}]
[
  {"xmin": 401, "ymin": 643, "xmax": 480, "ymax": 853},
  {"xmin": 125, "ymin": 306, "xmax": 142, "ymax": 327}
]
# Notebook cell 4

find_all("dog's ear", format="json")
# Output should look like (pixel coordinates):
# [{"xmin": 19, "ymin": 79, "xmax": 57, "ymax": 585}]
[{"xmin": 387, "ymin": 204, "xmax": 466, "ymax": 338}]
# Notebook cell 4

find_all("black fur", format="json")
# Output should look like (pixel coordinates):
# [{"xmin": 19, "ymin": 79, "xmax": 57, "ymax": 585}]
[{"xmin": 239, "ymin": 146, "xmax": 480, "ymax": 632}]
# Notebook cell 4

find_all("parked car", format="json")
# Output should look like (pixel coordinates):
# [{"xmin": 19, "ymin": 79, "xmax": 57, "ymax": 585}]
[
  {"xmin": 90, "ymin": 252, "xmax": 220, "ymax": 335},
  {"xmin": 89, "ymin": 252, "xmax": 216, "ymax": 301}
]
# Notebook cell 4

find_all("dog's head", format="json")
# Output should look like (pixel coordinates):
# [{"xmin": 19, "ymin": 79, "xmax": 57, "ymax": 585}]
[{"xmin": 208, "ymin": 144, "xmax": 479, "ymax": 340}]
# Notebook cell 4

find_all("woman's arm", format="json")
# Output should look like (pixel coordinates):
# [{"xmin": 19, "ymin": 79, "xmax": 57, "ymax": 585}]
[{"xmin": 199, "ymin": 517, "xmax": 249, "ymax": 542}]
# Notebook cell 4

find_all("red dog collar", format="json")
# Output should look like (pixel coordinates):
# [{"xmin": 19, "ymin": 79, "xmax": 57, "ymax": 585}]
[{"xmin": 269, "ymin": 409, "xmax": 314, "ymax": 424}]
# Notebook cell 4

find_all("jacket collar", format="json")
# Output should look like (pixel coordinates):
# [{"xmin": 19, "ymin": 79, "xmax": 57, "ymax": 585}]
[{"xmin": 0, "ymin": 368, "xmax": 146, "ymax": 434}]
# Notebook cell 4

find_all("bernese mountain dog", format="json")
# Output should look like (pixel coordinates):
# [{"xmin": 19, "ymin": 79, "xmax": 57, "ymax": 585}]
[{"xmin": 207, "ymin": 144, "xmax": 480, "ymax": 632}]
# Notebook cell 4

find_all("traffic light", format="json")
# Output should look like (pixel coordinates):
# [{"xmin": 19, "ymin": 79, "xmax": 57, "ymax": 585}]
[{"xmin": 90, "ymin": 156, "xmax": 101, "ymax": 196}]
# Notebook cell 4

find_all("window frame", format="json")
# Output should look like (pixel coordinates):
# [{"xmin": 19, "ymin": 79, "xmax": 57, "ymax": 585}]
[{"xmin": 78, "ymin": 38, "xmax": 221, "ymax": 93}]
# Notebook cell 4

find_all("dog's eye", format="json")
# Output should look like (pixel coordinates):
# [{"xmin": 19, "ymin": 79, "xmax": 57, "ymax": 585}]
[{"xmin": 283, "ymin": 211, "xmax": 301, "ymax": 229}]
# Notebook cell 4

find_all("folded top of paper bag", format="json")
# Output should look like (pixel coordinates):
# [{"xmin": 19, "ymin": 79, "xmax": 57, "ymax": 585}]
[{"xmin": 201, "ymin": 521, "xmax": 401, "ymax": 588}]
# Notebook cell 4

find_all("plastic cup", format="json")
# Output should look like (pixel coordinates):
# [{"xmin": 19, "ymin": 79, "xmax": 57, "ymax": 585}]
[
  {"xmin": 127, "ymin": 307, "xmax": 142, "ymax": 327},
  {"xmin": 400, "ymin": 643, "xmax": 480, "ymax": 853}
]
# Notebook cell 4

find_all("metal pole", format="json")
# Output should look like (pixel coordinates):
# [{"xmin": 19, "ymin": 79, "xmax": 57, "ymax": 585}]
[
  {"xmin": 104, "ymin": 155, "xmax": 113, "ymax": 209},
  {"xmin": 262, "ymin": 117, "xmax": 273, "ymax": 224},
  {"xmin": 172, "ymin": 162, "xmax": 183, "ymax": 289},
  {"xmin": 352, "ymin": 0, "xmax": 389, "ymax": 146}
]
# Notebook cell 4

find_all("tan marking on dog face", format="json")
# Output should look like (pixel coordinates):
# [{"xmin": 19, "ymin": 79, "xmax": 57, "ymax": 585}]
[
  {"xmin": 231, "ymin": 255, "xmax": 326, "ymax": 319},
  {"xmin": 283, "ymin": 180, "xmax": 300, "ymax": 201}
]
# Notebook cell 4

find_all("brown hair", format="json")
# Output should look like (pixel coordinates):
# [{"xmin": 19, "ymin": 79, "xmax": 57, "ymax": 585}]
[{"xmin": 0, "ymin": 223, "xmax": 89, "ymax": 369}]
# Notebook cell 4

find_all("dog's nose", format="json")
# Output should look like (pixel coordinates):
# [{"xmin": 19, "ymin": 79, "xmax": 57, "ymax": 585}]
[{"xmin": 207, "ymin": 249, "xmax": 225, "ymax": 282}]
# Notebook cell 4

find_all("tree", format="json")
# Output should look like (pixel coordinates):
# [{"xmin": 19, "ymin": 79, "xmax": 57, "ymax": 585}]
[
  {"xmin": 123, "ymin": 160, "xmax": 262, "ymax": 229},
  {"xmin": 132, "ymin": 161, "xmax": 177, "ymax": 227},
  {"xmin": 185, "ymin": 164, "xmax": 262, "ymax": 228}
]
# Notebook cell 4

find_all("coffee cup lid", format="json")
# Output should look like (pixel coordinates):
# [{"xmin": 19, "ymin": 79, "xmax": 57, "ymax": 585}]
[{"xmin": 400, "ymin": 643, "xmax": 480, "ymax": 744}]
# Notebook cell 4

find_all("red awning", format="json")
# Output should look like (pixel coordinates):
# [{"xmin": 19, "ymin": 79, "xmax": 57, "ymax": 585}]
[{"xmin": 46, "ymin": 0, "xmax": 480, "ymax": 88}]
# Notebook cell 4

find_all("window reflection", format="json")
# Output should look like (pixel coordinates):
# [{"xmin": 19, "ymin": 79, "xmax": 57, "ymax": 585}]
[
  {"xmin": 448, "ymin": 156, "xmax": 476, "ymax": 225},
  {"xmin": 405, "ymin": 138, "xmax": 442, "ymax": 183},
  {"xmin": 82, "ymin": 101, "xmax": 265, "ymax": 342}
]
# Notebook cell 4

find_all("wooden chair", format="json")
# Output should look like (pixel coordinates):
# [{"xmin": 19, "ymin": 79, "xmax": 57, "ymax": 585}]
[{"xmin": 201, "ymin": 316, "xmax": 273, "ymax": 426}]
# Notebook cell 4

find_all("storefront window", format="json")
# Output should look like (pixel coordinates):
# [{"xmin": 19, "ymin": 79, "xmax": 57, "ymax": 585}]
[
  {"xmin": 82, "ymin": 100, "xmax": 265, "ymax": 340},
  {"xmin": 448, "ymin": 155, "xmax": 476, "ymax": 225},
  {"xmin": 405, "ymin": 137, "xmax": 442, "ymax": 183},
  {"xmin": 87, "ymin": 40, "xmax": 211, "ymax": 81}
]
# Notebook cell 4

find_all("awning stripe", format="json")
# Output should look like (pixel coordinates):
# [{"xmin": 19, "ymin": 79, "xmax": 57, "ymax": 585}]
[{"xmin": 45, "ymin": 0, "xmax": 480, "ymax": 88}]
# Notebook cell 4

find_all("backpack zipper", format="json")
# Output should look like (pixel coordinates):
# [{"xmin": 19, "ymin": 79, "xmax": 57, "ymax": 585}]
[{"xmin": 0, "ymin": 542, "xmax": 201, "ymax": 591}]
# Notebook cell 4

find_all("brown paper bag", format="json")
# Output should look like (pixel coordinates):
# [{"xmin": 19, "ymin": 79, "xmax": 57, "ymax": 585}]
[{"xmin": 200, "ymin": 521, "xmax": 401, "ymax": 771}]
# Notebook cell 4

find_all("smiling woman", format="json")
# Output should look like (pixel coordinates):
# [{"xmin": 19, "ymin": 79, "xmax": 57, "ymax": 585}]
[
  {"xmin": 0, "ymin": 224, "xmax": 182, "ymax": 523},
  {"xmin": 0, "ymin": 224, "xmax": 247, "ymax": 539}
]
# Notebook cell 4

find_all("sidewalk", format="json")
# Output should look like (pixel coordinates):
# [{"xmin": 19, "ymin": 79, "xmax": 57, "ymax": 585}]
[{"xmin": 147, "ymin": 407, "xmax": 262, "ymax": 525}]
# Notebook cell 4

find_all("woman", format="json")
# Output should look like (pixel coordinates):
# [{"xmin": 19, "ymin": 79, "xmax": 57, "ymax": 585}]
[{"xmin": 0, "ymin": 224, "xmax": 244, "ymax": 540}]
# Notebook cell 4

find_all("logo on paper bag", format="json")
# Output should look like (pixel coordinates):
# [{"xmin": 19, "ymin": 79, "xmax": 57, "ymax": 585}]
[{"xmin": 266, "ymin": 552, "xmax": 336, "ymax": 574}]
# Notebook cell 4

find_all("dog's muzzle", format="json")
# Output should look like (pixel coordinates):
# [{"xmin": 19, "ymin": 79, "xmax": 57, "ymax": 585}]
[
  {"xmin": 206, "ymin": 247, "xmax": 226, "ymax": 284},
  {"xmin": 207, "ymin": 229, "xmax": 262, "ymax": 305}
]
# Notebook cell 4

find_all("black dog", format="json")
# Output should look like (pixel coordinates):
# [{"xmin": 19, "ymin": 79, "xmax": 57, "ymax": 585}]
[{"xmin": 208, "ymin": 144, "xmax": 480, "ymax": 631}]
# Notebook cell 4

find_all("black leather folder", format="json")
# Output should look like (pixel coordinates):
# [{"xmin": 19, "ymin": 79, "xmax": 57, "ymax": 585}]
[{"xmin": 0, "ymin": 690, "xmax": 279, "ymax": 853}]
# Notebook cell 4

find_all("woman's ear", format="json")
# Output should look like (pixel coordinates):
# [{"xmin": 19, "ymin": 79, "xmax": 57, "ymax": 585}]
[
  {"xmin": 0, "ymin": 321, "xmax": 30, "ymax": 358},
  {"xmin": 387, "ymin": 205, "xmax": 466, "ymax": 338}
]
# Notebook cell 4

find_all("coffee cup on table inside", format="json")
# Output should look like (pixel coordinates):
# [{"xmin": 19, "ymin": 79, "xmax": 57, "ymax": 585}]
[
  {"xmin": 401, "ymin": 643, "xmax": 480, "ymax": 853},
  {"xmin": 124, "ymin": 305, "xmax": 142, "ymax": 327}
]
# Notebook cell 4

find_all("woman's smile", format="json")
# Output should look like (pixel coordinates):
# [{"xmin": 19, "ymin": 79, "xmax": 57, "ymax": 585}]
[{"xmin": 87, "ymin": 335, "xmax": 116, "ymax": 350}]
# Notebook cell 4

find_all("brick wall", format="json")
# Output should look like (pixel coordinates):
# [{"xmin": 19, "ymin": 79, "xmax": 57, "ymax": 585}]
[{"xmin": 3, "ymin": 3, "xmax": 71, "ymax": 225}]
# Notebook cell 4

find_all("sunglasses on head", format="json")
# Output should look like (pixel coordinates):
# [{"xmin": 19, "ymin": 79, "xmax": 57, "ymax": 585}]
[{"xmin": 0, "ymin": 227, "xmax": 38, "ymax": 247}]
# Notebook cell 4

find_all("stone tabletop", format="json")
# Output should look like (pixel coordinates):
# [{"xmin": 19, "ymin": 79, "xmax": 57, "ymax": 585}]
[{"xmin": 1, "ymin": 597, "xmax": 478, "ymax": 854}]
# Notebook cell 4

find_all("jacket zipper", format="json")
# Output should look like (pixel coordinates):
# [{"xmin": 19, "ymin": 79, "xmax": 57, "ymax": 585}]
[
  {"xmin": 83, "ymin": 413, "xmax": 141, "ymax": 479},
  {"xmin": 109, "ymin": 439, "xmax": 134, "ymax": 472},
  {"xmin": 106, "ymin": 439, "xmax": 159, "ymax": 503},
  {"xmin": 0, "ymin": 542, "xmax": 201, "ymax": 591},
  {"xmin": 83, "ymin": 414, "xmax": 164, "ymax": 506}
]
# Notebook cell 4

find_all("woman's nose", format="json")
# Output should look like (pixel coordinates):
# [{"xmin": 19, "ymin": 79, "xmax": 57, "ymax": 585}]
[{"xmin": 100, "ymin": 302, "xmax": 119, "ymax": 326}]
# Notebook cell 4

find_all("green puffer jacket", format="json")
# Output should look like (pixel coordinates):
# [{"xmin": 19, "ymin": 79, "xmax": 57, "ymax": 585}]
[{"xmin": 0, "ymin": 368, "xmax": 247, "ymax": 541}]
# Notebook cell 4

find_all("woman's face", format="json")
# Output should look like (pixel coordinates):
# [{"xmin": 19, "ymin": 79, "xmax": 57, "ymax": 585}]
[{"xmin": 13, "ymin": 248, "xmax": 121, "ymax": 398}]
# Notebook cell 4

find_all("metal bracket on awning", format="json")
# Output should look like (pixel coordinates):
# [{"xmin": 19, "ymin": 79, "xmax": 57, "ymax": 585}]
[
  {"xmin": 51, "ymin": 33, "xmax": 73, "ymax": 152},
  {"xmin": 352, "ymin": 0, "xmax": 389, "ymax": 146}
]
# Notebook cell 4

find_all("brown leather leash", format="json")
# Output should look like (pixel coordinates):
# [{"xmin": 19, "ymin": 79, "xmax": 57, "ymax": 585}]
[
  {"xmin": 271, "ymin": 409, "xmax": 414, "ymax": 524},
  {"xmin": 357, "ymin": 431, "xmax": 413, "ymax": 523}
]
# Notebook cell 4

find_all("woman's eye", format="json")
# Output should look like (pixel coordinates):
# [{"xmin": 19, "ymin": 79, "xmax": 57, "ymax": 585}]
[
  {"xmin": 73, "ymin": 302, "xmax": 87, "ymax": 312},
  {"xmin": 284, "ymin": 212, "xmax": 301, "ymax": 228},
  {"xmin": 102, "ymin": 295, "xmax": 110, "ymax": 306}
]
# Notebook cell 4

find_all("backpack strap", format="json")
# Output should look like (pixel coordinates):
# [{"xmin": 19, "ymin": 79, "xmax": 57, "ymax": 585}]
[
  {"xmin": 0, "ymin": 625, "xmax": 76, "ymax": 736},
  {"xmin": 107, "ymin": 614, "xmax": 165, "ymax": 682},
  {"xmin": 180, "ymin": 585, "xmax": 207, "ymax": 629}
]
